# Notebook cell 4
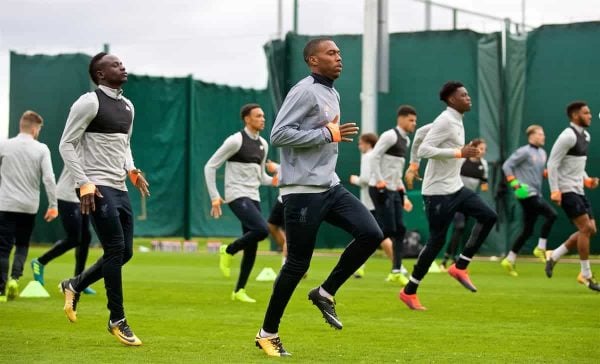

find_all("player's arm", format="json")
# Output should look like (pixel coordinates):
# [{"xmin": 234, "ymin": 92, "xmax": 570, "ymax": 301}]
[
  {"xmin": 418, "ymin": 119, "xmax": 477, "ymax": 160},
  {"xmin": 405, "ymin": 124, "xmax": 430, "ymax": 189},
  {"xmin": 259, "ymin": 140, "xmax": 275, "ymax": 186},
  {"xmin": 40, "ymin": 146, "xmax": 58, "ymax": 222},
  {"xmin": 122, "ymin": 103, "xmax": 149, "ymax": 197},
  {"xmin": 502, "ymin": 147, "xmax": 527, "ymax": 182},
  {"xmin": 547, "ymin": 129, "xmax": 577, "ymax": 204},
  {"xmin": 270, "ymin": 86, "xmax": 355, "ymax": 147},
  {"xmin": 369, "ymin": 130, "xmax": 395, "ymax": 189},
  {"xmin": 59, "ymin": 93, "xmax": 101, "ymax": 214},
  {"xmin": 203, "ymin": 134, "xmax": 242, "ymax": 218}
]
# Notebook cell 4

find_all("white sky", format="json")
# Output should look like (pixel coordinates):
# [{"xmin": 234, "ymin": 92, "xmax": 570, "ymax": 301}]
[{"xmin": 1, "ymin": 0, "xmax": 599, "ymax": 137}]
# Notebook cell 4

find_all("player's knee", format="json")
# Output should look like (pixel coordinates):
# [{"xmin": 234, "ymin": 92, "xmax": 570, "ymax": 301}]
[
  {"xmin": 122, "ymin": 247, "xmax": 133, "ymax": 264},
  {"xmin": 580, "ymin": 222, "xmax": 595, "ymax": 236},
  {"xmin": 367, "ymin": 225, "xmax": 385, "ymax": 244},
  {"xmin": 255, "ymin": 224, "xmax": 269, "ymax": 241},
  {"xmin": 481, "ymin": 208, "xmax": 498, "ymax": 226},
  {"xmin": 588, "ymin": 222, "xmax": 597, "ymax": 237}
]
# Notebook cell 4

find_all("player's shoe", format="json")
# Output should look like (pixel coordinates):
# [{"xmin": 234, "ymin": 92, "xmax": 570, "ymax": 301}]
[
  {"xmin": 308, "ymin": 287, "xmax": 342, "ymax": 330},
  {"xmin": 6, "ymin": 279, "xmax": 19, "ymax": 300},
  {"xmin": 545, "ymin": 250, "xmax": 556, "ymax": 278},
  {"xmin": 0, "ymin": 294, "xmax": 6, "ymax": 303},
  {"xmin": 386, "ymin": 272, "xmax": 409, "ymax": 286},
  {"xmin": 219, "ymin": 245, "xmax": 232, "ymax": 278},
  {"xmin": 108, "ymin": 319, "xmax": 142, "ymax": 346},
  {"xmin": 577, "ymin": 273, "xmax": 600, "ymax": 292},
  {"xmin": 353, "ymin": 265, "xmax": 365, "ymax": 278},
  {"xmin": 532, "ymin": 247, "xmax": 546, "ymax": 263},
  {"xmin": 231, "ymin": 289, "xmax": 256, "ymax": 303},
  {"xmin": 82, "ymin": 287, "xmax": 96, "ymax": 295},
  {"xmin": 255, "ymin": 333, "xmax": 291, "ymax": 357},
  {"xmin": 500, "ymin": 258, "xmax": 518, "ymax": 277},
  {"xmin": 399, "ymin": 289, "xmax": 426, "ymax": 310},
  {"xmin": 59, "ymin": 279, "xmax": 80, "ymax": 322},
  {"xmin": 448, "ymin": 264, "xmax": 477, "ymax": 292},
  {"xmin": 31, "ymin": 258, "xmax": 45, "ymax": 285},
  {"xmin": 439, "ymin": 261, "xmax": 448, "ymax": 272}
]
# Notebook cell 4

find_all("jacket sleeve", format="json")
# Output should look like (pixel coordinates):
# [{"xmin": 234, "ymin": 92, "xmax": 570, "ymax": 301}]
[
  {"xmin": 418, "ymin": 118, "xmax": 460, "ymax": 160},
  {"xmin": 41, "ymin": 145, "xmax": 58, "ymax": 209},
  {"xmin": 502, "ymin": 147, "xmax": 527, "ymax": 178},
  {"xmin": 203, "ymin": 134, "xmax": 242, "ymax": 201},
  {"xmin": 547, "ymin": 129, "xmax": 577, "ymax": 192},
  {"xmin": 369, "ymin": 130, "xmax": 396, "ymax": 183}
]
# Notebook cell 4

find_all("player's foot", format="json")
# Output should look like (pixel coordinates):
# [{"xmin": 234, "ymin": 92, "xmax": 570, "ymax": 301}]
[
  {"xmin": 532, "ymin": 247, "xmax": 546, "ymax": 263},
  {"xmin": 577, "ymin": 273, "xmax": 600, "ymax": 292},
  {"xmin": 399, "ymin": 289, "xmax": 426, "ymax": 310},
  {"xmin": 545, "ymin": 251, "xmax": 556, "ymax": 278},
  {"xmin": 108, "ymin": 319, "xmax": 142, "ymax": 346},
  {"xmin": 31, "ymin": 258, "xmax": 45, "ymax": 285},
  {"xmin": 500, "ymin": 258, "xmax": 518, "ymax": 277},
  {"xmin": 219, "ymin": 245, "xmax": 232, "ymax": 278},
  {"xmin": 6, "ymin": 279, "xmax": 19, "ymax": 300},
  {"xmin": 82, "ymin": 287, "xmax": 96, "ymax": 295},
  {"xmin": 439, "ymin": 261, "xmax": 448, "ymax": 272},
  {"xmin": 448, "ymin": 264, "xmax": 477, "ymax": 292},
  {"xmin": 353, "ymin": 265, "xmax": 365, "ymax": 278},
  {"xmin": 386, "ymin": 272, "xmax": 409, "ymax": 286},
  {"xmin": 231, "ymin": 289, "xmax": 256, "ymax": 303},
  {"xmin": 308, "ymin": 287, "xmax": 342, "ymax": 330},
  {"xmin": 255, "ymin": 333, "xmax": 291, "ymax": 357},
  {"xmin": 59, "ymin": 279, "xmax": 80, "ymax": 322}
]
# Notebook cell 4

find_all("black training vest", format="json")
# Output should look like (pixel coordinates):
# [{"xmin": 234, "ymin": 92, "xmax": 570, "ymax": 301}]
[
  {"xmin": 460, "ymin": 159, "xmax": 485, "ymax": 180},
  {"xmin": 86, "ymin": 89, "xmax": 132, "ymax": 134},
  {"xmin": 385, "ymin": 128, "xmax": 408, "ymax": 157},
  {"xmin": 566, "ymin": 126, "xmax": 589, "ymax": 157},
  {"xmin": 228, "ymin": 130, "xmax": 264, "ymax": 165}
]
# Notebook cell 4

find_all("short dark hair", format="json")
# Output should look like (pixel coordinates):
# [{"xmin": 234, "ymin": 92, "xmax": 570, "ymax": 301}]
[
  {"xmin": 439, "ymin": 81, "xmax": 464, "ymax": 103},
  {"xmin": 566, "ymin": 101, "xmax": 587, "ymax": 119},
  {"xmin": 360, "ymin": 133, "xmax": 378, "ymax": 148},
  {"xmin": 470, "ymin": 138, "xmax": 485, "ymax": 147},
  {"xmin": 89, "ymin": 52, "xmax": 107, "ymax": 85},
  {"xmin": 240, "ymin": 103, "xmax": 261, "ymax": 121},
  {"xmin": 397, "ymin": 105, "xmax": 417, "ymax": 117},
  {"xmin": 303, "ymin": 37, "xmax": 332, "ymax": 64}
]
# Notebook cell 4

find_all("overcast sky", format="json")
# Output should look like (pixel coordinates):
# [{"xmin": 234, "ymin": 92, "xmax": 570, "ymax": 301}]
[{"xmin": 1, "ymin": 0, "xmax": 598, "ymax": 137}]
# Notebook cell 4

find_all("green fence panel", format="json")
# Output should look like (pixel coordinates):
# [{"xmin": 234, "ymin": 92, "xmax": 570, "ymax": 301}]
[
  {"xmin": 8, "ymin": 52, "xmax": 91, "ymax": 243},
  {"xmin": 122, "ymin": 75, "xmax": 189, "ymax": 236}
]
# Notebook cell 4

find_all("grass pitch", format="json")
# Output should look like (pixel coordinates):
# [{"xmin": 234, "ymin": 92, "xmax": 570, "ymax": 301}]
[{"xmin": 1, "ymin": 239, "xmax": 598, "ymax": 363}]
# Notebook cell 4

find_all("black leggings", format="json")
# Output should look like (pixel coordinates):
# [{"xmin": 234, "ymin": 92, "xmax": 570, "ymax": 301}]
[
  {"xmin": 510, "ymin": 196, "xmax": 557, "ymax": 254},
  {"xmin": 0, "ymin": 211, "xmax": 36, "ymax": 292}
]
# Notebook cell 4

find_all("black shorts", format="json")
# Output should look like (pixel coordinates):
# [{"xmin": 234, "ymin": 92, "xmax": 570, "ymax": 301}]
[
  {"xmin": 561, "ymin": 192, "xmax": 593, "ymax": 220},
  {"xmin": 268, "ymin": 200, "xmax": 285, "ymax": 227}
]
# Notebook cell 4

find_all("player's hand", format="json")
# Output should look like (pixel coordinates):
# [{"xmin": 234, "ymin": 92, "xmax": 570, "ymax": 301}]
[
  {"xmin": 584, "ymin": 177, "xmax": 599, "ymax": 189},
  {"xmin": 550, "ymin": 191, "xmax": 561, "ymax": 206},
  {"xmin": 403, "ymin": 198, "xmax": 413, "ymax": 212},
  {"xmin": 129, "ymin": 169, "xmax": 150, "ymax": 197},
  {"xmin": 375, "ymin": 180, "xmax": 387, "ymax": 190},
  {"xmin": 326, "ymin": 115, "xmax": 359, "ymax": 143},
  {"xmin": 266, "ymin": 160, "xmax": 279, "ymax": 174},
  {"xmin": 404, "ymin": 168, "xmax": 421, "ymax": 190},
  {"xmin": 211, "ymin": 198, "xmax": 224, "ymax": 219},
  {"xmin": 349, "ymin": 175, "xmax": 359, "ymax": 185},
  {"xmin": 480, "ymin": 182, "xmax": 489, "ymax": 192},
  {"xmin": 460, "ymin": 142, "xmax": 480, "ymax": 158},
  {"xmin": 44, "ymin": 208, "xmax": 58, "ymax": 222},
  {"xmin": 80, "ymin": 183, "xmax": 103, "ymax": 215}
]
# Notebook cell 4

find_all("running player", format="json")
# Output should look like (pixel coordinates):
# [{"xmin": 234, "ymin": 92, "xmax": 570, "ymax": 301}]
[
  {"xmin": 255, "ymin": 38, "xmax": 383, "ymax": 357},
  {"xmin": 349, "ymin": 133, "xmax": 394, "ymax": 278},
  {"xmin": 400, "ymin": 81, "xmax": 497, "ymax": 310},
  {"xmin": 31, "ymin": 167, "xmax": 95, "ymax": 294},
  {"xmin": 205, "ymin": 103, "xmax": 276, "ymax": 303},
  {"xmin": 58, "ymin": 53, "xmax": 149, "ymax": 345},
  {"xmin": 368, "ymin": 106, "xmax": 416, "ymax": 284},
  {"xmin": 500, "ymin": 125, "xmax": 557, "ymax": 276},
  {"xmin": 546, "ymin": 101, "xmax": 600, "ymax": 291},
  {"xmin": 0, "ymin": 110, "xmax": 58, "ymax": 302}
]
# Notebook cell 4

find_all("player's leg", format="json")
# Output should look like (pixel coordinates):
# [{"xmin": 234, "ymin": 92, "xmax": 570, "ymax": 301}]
[
  {"xmin": 33, "ymin": 201, "xmax": 81, "ymax": 285},
  {"xmin": 232, "ymin": 200, "xmax": 268, "ymax": 303},
  {"xmin": 502, "ymin": 199, "xmax": 537, "ymax": 276},
  {"xmin": 533, "ymin": 198, "xmax": 557, "ymax": 261},
  {"xmin": 389, "ymin": 190, "xmax": 407, "ymax": 283},
  {"xmin": 451, "ymin": 189, "xmax": 497, "ymax": 291},
  {"xmin": 369, "ymin": 187, "xmax": 398, "ymax": 278},
  {"xmin": 257, "ymin": 192, "xmax": 325, "ymax": 355},
  {"xmin": 442, "ymin": 212, "xmax": 465, "ymax": 268},
  {"xmin": 8, "ymin": 213, "xmax": 36, "ymax": 298},
  {"xmin": 267, "ymin": 200, "xmax": 286, "ymax": 265},
  {"xmin": 572, "ymin": 204, "xmax": 599, "ymax": 291},
  {"xmin": 0, "ymin": 212, "xmax": 18, "ymax": 300}
]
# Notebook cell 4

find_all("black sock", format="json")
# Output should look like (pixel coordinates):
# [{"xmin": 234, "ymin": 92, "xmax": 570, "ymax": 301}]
[
  {"xmin": 404, "ymin": 280, "xmax": 418, "ymax": 295},
  {"xmin": 455, "ymin": 256, "xmax": 470, "ymax": 270}
]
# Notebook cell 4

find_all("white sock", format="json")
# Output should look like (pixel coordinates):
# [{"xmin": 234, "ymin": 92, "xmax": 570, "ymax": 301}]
[
  {"xmin": 259, "ymin": 328, "xmax": 276, "ymax": 338},
  {"xmin": 391, "ymin": 269, "xmax": 402, "ymax": 274},
  {"xmin": 458, "ymin": 254, "xmax": 471, "ymax": 262},
  {"xmin": 281, "ymin": 256, "xmax": 286, "ymax": 266},
  {"xmin": 110, "ymin": 318, "xmax": 125, "ymax": 326},
  {"xmin": 318, "ymin": 286, "xmax": 333, "ymax": 300},
  {"xmin": 506, "ymin": 251, "xmax": 517, "ymax": 263},
  {"xmin": 409, "ymin": 276, "xmax": 420, "ymax": 285},
  {"xmin": 580, "ymin": 260, "xmax": 592, "ymax": 279},
  {"xmin": 68, "ymin": 282, "xmax": 78, "ymax": 294},
  {"xmin": 537, "ymin": 238, "xmax": 547, "ymax": 250},
  {"xmin": 551, "ymin": 244, "xmax": 569, "ymax": 261}
]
